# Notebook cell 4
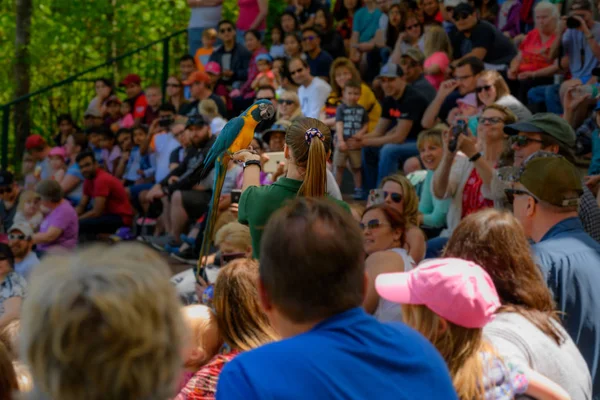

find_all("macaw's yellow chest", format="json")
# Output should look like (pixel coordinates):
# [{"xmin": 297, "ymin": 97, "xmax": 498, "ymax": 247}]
[{"xmin": 228, "ymin": 123, "xmax": 257, "ymax": 153}]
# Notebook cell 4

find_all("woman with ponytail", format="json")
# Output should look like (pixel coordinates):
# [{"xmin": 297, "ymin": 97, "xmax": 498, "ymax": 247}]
[{"xmin": 233, "ymin": 117, "xmax": 350, "ymax": 258}]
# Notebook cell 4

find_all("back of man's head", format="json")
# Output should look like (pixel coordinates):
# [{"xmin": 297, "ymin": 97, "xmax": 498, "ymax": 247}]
[
  {"xmin": 20, "ymin": 244, "xmax": 186, "ymax": 400},
  {"xmin": 260, "ymin": 198, "xmax": 365, "ymax": 324}
]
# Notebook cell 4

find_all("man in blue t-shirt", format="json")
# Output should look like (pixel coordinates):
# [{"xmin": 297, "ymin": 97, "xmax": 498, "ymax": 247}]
[
  {"xmin": 302, "ymin": 27, "xmax": 333, "ymax": 81},
  {"xmin": 216, "ymin": 198, "xmax": 458, "ymax": 400}
]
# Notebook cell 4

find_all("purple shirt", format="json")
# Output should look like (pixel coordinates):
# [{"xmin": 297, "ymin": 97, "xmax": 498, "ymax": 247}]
[{"xmin": 38, "ymin": 200, "xmax": 79, "ymax": 251}]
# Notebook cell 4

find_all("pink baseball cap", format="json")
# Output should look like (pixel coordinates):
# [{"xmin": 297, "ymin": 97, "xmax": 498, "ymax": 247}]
[
  {"xmin": 205, "ymin": 61, "xmax": 221, "ymax": 75},
  {"xmin": 375, "ymin": 258, "xmax": 500, "ymax": 328},
  {"xmin": 456, "ymin": 92, "xmax": 478, "ymax": 109},
  {"xmin": 49, "ymin": 146, "xmax": 67, "ymax": 161}
]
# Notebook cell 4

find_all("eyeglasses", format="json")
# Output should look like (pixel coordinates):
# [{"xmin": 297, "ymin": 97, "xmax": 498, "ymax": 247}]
[
  {"xmin": 166, "ymin": 83, "xmax": 181, "ymax": 88},
  {"xmin": 476, "ymin": 85, "xmax": 493, "ymax": 93},
  {"xmin": 504, "ymin": 188, "xmax": 539, "ymax": 204},
  {"xmin": 509, "ymin": 135, "xmax": 544, "ymax": 147},
  {"xmin": 406, "ymin": 23, "xmax": 420, "ymax": 30},
  {"xmin": 359, "ymin": 218, "xmax": 390, "ymax": 231},
  {"xmin": 453, "ymin": 12, "xmax": 471, "ymax": 21},
  {"xmin": 302, "ymin": 35, "xmax": 317, "ymax": 42},
  {"xmin": 219, "ymin": 27, "xmax": 233, "ymax": 33},
  {"xmin": 479, "ymin": 117, "xmax": 504, "ymax": 125},
  {"xmin": 256, "ymin": 96, "xmax": 275, "ymax": 101},
  {"xmin": 454, "ymin": 74, "xmax": 473, "ymax": 81},
  {"xmin": 8, "ymin": 233, "xmax": 27, "ymax": 241},
  {"xmin": 280, "ymin": 99, "xmax": 295, "ymax": 105},
  {"xmin": 290, "ymin": 67, "xmax": 304, "ymax": 76},
  {"xmin": 369, "ymin": 189, "xmax": 403, "ymax": 204},
  {"xmin": 220, "ymin": 252, "xmax": 246, "ymax": 265}
]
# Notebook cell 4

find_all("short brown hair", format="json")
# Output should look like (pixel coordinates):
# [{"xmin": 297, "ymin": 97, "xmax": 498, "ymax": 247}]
[
  {"xmin": 260, "ymin": 198, "xmax": 365, "ymax": 323},
  {"xmin": 344, "ymin": 79, "xmax": 362, "ymax": 91}
]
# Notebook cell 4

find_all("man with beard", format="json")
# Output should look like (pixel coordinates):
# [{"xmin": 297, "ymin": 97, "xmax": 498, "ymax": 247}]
[
  {"xmin": 76, "ymin": 151, "xmax": 133, "ymax": 240},
  {"xmin": 8, "ymin": 223, "xmax": 39, "ymax": 279}
]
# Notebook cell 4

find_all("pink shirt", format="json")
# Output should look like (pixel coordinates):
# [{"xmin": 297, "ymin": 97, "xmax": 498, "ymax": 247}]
[
  {"xmin": 424, "ymin": 52, "xmax": 450, "ymax": 90},
  {"xmin": 236, "ymin": 0, "xmax": 266, "ymax": 31}
]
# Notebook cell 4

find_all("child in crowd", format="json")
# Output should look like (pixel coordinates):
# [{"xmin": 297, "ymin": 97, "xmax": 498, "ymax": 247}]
[
  {"xmin": 48, "ymin": 146, "xmax": 67, "ymax": 183},
  {"xmin": 177, "ymin": 305, "xmax": 223, "ymax": 394},
  {"xmin": 119, "ymin": 101, "xmax": 135, "ymax": 129},
  {"xmin": 13, "ymin": 190, "xmax": 43, "ymax": 232},
  {"xmin": 251, "ymin": 54, "xmax": 276, "ymax": 91},
  {"xmin": 194, "ymin": 28, "xmax": 218, "ymax": 72},
  {"xmin": 115, "ymin": 128, "xmax": 134, "ymax": 181},
  {"xmin": 144, "ymin": 85, "xmax": 162, "ymax": 126},
  {"xmin": 100, "ymin": 129, "xmax": 122, "ymax": 174},
  {"xmin": 87, "ymin": 127, "xmax": 106, "ymax": 167},
  {"xmin": 105, "ymin": 95, "xmax": 123, "ymax": 132},
  {"xmin": 199, "ymin": 99, "xmax": 227, "ymax": 136},
  {"xmin": 448, "ymin": 93, "xmax": 481, "ymax": 135},
  {"xmin": 21, "ymin": 153, "xmax": 37, "ymax": 190},
  {"xmin": 269, "ymin": 25, "xmax": 285, "ymax": 59},
  {"xmin": 334, "ymin": 80, "xmax": 368, "ymax": 200},
  {"xmin": 376, "ymin": 258, "xmax": 573, "ymax": 400}
]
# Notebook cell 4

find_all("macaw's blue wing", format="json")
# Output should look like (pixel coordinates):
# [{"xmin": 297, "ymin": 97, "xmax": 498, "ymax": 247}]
[
  {"xmin": 202, "ymin": 116, "xmax": 245, "ymax": 172},
  {"xmin": 197, "ymin": 154, "xmax": 228, "ymax": 277}
]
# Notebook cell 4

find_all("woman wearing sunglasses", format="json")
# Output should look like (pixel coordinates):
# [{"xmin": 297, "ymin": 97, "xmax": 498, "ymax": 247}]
[
  {"xmin": 475, "ymin": 70, "xmax": 532, "ymax": 121},
  {"xmin": 360, "ymin": 204, "xmax": 415, "ymax": 323},
  {"xmin": 429, "ymin": 104, "xmax": 516, "ymax": 257},
  {"xmin": 390, "ymin": 12, "xmax": 425, "ymax": 65},
  {"xmin": 368, "ymin": 174, "xmax": 426, "ymax": 263},
  {"xmin": 276, "ymin": 90, "xmax": 303, "ymax": 121},
  {"xmin": 0, "ymin": 243, "xmax": 25, "ymax": 331},
  {"xmin": 165, "ymin": 76, "xmax": 188, "ymax": 114}
]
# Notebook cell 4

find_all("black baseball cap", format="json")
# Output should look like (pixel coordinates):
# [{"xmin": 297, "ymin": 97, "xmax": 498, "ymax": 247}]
[
  {"xmin": 185, "ymin": 117, "xmax": 207, "ymax": 129},
  {"xmin": 453, "ymin": 3, "xmax": 475, "ymax": 16},
  {"xmin": 0, "ymin": 170, "xmax": 14, "ymax": 187}
]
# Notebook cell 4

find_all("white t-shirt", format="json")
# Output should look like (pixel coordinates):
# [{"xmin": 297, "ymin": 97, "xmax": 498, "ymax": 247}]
[
  {"xmin": 210, "ymin": 117, "xmax": 227, "ymax": 136},
  {"xmin": 298, "ymin": 77, "xmax": 331, "ymax": 119},
  {"xmin": 189, "ymin": 5, "xmax": 222, "ymax": 29},
  {"xmin": 151, "ymin": 132, "xmax": 181, "ymax": 182}
]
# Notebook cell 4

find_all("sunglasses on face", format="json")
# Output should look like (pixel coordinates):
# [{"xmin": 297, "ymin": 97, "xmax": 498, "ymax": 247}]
[
  {"xmin": 0, "ymin": 187, "xmax": 12, "ymax": 195},
  {"xmin": 479, "ymin": 117, "xmax": 504, "ymax": 125},
  {"xmin": 302, "ymin": 35, "xmax": 317, "ymax": 42},
  {"xmin": 369, "ymin": 189, "xmax": 403, "ymax": 204},
  {"xmin": 220, "ymin": 27, "xmax": 233, "ymax": 33},
  {"xmin": 280, "ymin": 99, "xmax": 295, "ymax": 105},
  {"xmin": 0, "ymin": 255, "xmax": 8, "ymax": 262},
  {"xmin": 476, "ymin": 85, "xmax": 493, "ymax": 93},
  {"xmin": 454, "ymin": 12, "xmax": 471, "ymax": 21},
  {"xmin": 509, "ymin": 135, "xmax": 544, "ymax": 147},
  {"xmin": 220, "ymin": 252, "xmax": 246, "ymax": 265},
  {"xmin": 8, "ymin": 233, "xmax": 27, "ymax": 241},
  {"xmin": 290, "ymin": 67, "xmax": 304, "ymax": 76},
  {"xmin": 406, "ymin": 23, "xmax": 420, "ymax": 30},
  {"xmin": 359, "ymin": 218, "xmax": 390, "ymax": 231},
  {"xmin": 504, "ymin": 188, "xmax": 539, "ymax": 204}
]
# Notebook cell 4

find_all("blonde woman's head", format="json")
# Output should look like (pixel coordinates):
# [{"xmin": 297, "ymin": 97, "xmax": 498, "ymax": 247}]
[
  {"xmin": 214, "ymin": 222, "xmax": 252, "ymax": 256},
  {"xmin": 20, "ymin": 244, "xmax": 186, "ymax": 400},
  {"xmin": 379, "ymin": 174, "xmax": 420, "ymax": 226}
]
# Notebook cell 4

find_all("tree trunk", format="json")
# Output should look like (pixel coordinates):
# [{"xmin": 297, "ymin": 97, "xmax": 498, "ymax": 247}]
[{"xmin": 13, "ymin": 0, "xmax": 33, "ymax": 164}]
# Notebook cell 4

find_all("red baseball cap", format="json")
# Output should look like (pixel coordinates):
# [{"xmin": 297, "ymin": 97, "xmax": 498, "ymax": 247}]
[
  {"xmin": 25, "ymin": 134, "xmax": 47, "ymax": 151},
  {"xmin": 376, "ymin": 258, "xmax": 500, "ymax": 328},
  {"xmin": 182, "ymin": 71, "xmax": 210, "ymax": 85},
  {"xmin": 119, "ymin": 74, "xmax": 142, "ymax": 87}
]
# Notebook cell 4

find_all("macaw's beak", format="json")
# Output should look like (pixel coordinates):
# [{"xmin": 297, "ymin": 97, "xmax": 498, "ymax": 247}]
[{"xmin": 260, "ymin": 104, "xmax": 275, "ymax": 120}]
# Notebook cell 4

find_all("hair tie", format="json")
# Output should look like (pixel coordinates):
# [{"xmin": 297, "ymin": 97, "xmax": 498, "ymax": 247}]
[{"xmin": 304, "ymin": 128, "xmax": 324, "ymax": 145}]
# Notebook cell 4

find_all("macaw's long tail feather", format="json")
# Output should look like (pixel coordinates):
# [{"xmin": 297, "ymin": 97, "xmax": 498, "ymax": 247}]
[{"xmin": 196, "ymin": 157, "xmax": 228, "ymax": 281}]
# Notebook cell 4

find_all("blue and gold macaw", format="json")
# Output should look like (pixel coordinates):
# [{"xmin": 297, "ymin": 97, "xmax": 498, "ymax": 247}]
[{"xmin": 197, "ymin": 99, "xmax": 275, "ymax": 277}]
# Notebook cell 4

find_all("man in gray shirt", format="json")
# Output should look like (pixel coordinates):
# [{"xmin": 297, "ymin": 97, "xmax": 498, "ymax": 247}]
[{"xmin": 399, "ymin": 49, "xmax": 437, "ymax": 103}]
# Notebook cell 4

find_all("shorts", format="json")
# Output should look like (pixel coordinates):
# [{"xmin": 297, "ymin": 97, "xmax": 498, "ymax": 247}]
[
  {"xmin": 333, "ymin": 147, "xmax": 362, "ymax": 169},
  {"xmin": 180, "ymin": 190, "xmax": 212, "ymax": 221}
]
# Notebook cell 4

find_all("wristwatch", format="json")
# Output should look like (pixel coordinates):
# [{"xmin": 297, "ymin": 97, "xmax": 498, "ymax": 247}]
[
  {"xmin": 243, "ymin": 159, "xmax": 262, "ymax": 169},
  {"xmin": 469, "ymin": 152, "xmax": 482, "ymax": 162}
]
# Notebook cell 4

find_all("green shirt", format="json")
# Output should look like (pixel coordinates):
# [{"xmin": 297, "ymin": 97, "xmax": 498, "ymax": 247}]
[{"xmin": 238, "ymin": 177, "xmax": 350, "ymax": 258}]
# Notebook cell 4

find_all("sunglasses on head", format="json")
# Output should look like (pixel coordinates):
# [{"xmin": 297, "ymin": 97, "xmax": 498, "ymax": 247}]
[
  {"xmin": 504, "ymin": 188, "xmax": 538, "ymax": 204},
  {"xmin": 8, "ymin": 233, "xmax": 27, "ymax": 241},
  {"xmin": 509, "ymin": 135, "xmax": 544, "ymax": 147},
  {"xmin": 369, "ymin": 189, "xmax": 403, "ymax": 204},
  {"xmin": 220, "ymin": 252, "xmax": 246, "ymax": 265},
  {"xmin": 359, "ymin": 218, "xmax": 390, "ymax": 231},
  {"xmin": 476, "ymin": 85, "xmax": 493, "ymax": 93}
]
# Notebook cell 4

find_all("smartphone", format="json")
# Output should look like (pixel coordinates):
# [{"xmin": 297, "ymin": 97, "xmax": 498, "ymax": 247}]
[
  {"xmin": 448, "ymin": 120, "xmax": 466, "ymax": 152},
  {"xmin": 231, "ymin": 189, "xmax": 242, "ymax": 204},
  {"xmin": 263, "ymin": 152, "xmax": 285, "ymax": 173}
]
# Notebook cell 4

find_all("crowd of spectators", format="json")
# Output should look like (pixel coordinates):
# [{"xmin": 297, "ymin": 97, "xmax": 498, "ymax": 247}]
[{"xmin": 1, "ymin": 0, "xmax": 600, "ymax": 397}]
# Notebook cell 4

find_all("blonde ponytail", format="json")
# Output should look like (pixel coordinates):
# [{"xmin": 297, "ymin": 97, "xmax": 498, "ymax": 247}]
[{"xmin": 285, "ymin": 117, "xmax": 332, "ymax": 197}]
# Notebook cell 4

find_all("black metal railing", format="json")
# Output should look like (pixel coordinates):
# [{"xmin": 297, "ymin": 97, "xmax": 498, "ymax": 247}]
[{"xmin": 1, "ymin": 29, "xmax": 187, "ymax": 169}]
